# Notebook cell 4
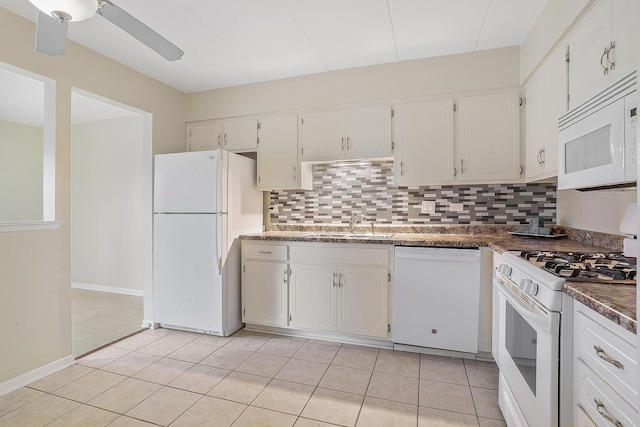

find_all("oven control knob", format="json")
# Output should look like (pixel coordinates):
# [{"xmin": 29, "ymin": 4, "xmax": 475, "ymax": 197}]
[
  {"xmin": 520, "ymin": 279, "xmax": 539, "ymax": 296},
  {"xmin": 497, "ymin": 264, "xmax": 512, "ymax": 277}
]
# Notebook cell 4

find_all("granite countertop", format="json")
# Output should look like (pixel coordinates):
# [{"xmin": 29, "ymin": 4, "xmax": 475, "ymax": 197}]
[{"xmin": 241, "ymin": 226, "xmax": 636, "ymax": 334}]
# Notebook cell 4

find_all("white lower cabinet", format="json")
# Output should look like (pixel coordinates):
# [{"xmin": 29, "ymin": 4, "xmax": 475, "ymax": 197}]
[
  {"xmin": 289, "ymin": 263, "xmax": 337, "ymax": 332},
  {"xmin": 242, "ymin": 241, "xmax": 392, "ymax": 341},
  {"xmin": 242, "ymin": 260, "xmax": 289, "ymax": 327},
  {"xmin": 573, "ymin": 301, "xmax": 638, "ymax": 426}
]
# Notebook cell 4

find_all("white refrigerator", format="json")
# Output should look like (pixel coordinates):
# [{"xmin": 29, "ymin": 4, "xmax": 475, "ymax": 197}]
[{"xmin": 153, "ymin": 149, "xmax": 263, "ymax": 336}]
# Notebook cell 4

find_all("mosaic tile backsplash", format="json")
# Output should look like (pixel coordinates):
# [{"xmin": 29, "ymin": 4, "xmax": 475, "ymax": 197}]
[{"xmin": 269, "ymin": 160, "xmax": 557, "ymax": 225}]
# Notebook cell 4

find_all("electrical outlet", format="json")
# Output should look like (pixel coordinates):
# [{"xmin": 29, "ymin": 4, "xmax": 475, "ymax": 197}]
[
  {"xmin": 450, "ymin": 203, "xmax": 464, "ymax": 212},
  {"xmin": 268, "ymin": 204, "xmax": 279, "ymax": 213},
  {"xmin": 421, "ymin": 201, "xmax": 436, "ymax": 214}
]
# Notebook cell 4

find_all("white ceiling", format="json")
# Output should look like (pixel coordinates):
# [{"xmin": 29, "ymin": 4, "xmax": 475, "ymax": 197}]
[{"xmin": 0, "ymin": 0, "xmax": 547, "ymax": 94}]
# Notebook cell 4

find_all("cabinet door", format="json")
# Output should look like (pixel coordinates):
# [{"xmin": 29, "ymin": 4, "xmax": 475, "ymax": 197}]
[
  {"xmin": 187, "ymin": 121, "xmax": 222, "ymax": 151},
  {"xmin": 289, "ymin": 263, "xmax": 337, "ymax": 332},
  {"xmin": 242, "ymin": 261, "xmax": 289, "ymax": 327},
  {"xmin": 568, "ymin": 0, "xmax": 612, "ymax": 109},
  {"xmin": 394, "ymin": 99, "xmax": 454, "ymax": 185},
  {"xmin": 222, "ymin": 117, "xmax": 257, "ymax": 151},
  {"xmin": 345, "ymin": 105, "xmax": 392, "ymax": 159},
  {"xmin": 610, "ymin": 0, "xmax": 639, "ymax": 81},
  {"xmin": 258, "ymin": 114, "xmax": 299, "ymax": 190},
  {"xmin": 456, "ymin": 93, "xmax": 521, "ymax": 182},
  {"xmin": 299, "ymin": 110, "xmax": 345, "ymax": 162},
  {"xmin": 525, "ymin": 48, "xmax": 565, "ymax": 181},
  {"xmin": 337, "ymin": 266, "xmax": 388, "ymax": 338}
]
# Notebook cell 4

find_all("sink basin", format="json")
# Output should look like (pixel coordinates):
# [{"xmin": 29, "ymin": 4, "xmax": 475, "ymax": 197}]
[{"xmin": 301, "ymin": 232, "xmax": 395, "ymax": 240}]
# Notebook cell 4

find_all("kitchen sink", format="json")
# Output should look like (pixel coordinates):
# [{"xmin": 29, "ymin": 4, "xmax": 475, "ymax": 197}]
[{"xmin": 301, "ymin": 232, "xmax": 395, "ymax": 239}]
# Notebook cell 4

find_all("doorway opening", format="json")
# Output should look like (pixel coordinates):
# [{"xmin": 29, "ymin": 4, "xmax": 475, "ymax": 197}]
[{"xmin": 70, "ymin": 89, "xmax": 152, "ymax": 356}]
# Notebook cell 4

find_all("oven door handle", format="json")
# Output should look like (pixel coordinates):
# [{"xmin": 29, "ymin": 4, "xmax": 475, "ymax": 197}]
[{"xmin": 494, "ymin": 277, "xmax": 551, "ymax": 331}]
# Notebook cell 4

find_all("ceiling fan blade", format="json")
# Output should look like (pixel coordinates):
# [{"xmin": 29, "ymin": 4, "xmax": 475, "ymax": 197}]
[
  {"xmin": 97, "ymin": 1, "xmax": 184, "ymax": 61},
  {"xmin": 35, "ymin": 11, "xmax": 68, "ymax": 55}
]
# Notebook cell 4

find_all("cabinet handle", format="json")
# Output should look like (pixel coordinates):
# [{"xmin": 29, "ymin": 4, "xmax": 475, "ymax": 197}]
[
  {"xmin": 332, "ymin": 273, "xmax": 338, "ymax": 287},
  {"xmin": 258, "ymin": 250, "xmax": 272, "ymax": 254},
  {"xmin": 540, "ymin": 147, "xmax": 545, "ymax": 165},
  {"xmin": 537, "ymin": 149, "xmax": 542, "ymax": 165},
  {"xmin": 400, "ymin": 161, "xmax": 404, "ymax": 176},
  {"xmin": 453, "ymin": 167, "xmax": 457, "ymax": 177},
  {"xmin": 283, "ymin": 270, "xmax": 287, "ymax": 284},
  {"xmin": 217, "ymin": 134, "xmax": 221, "ymax": 147},
  {"xmin": 594, "ymin": 345, "xmax": 624, "ymax": 369},
  {"xmin": 594, "ymin": 399, "xmax": 623, "ymax": 427},
  {"xmin": 460, "ymin": 159, "xmax": 464, "ymax": 174},
  {"xmin": 224, "ymin": 133, "xmax": 228, "ymax": 145},
  {"xmin": 601, "ymin": 46, "xmax": 610, "ymax": 75},
  {"xmin": 346, "ymin": 136, "xmax": 350, "ymax": 150},
  {"xmin": 341, "ymin": 137, "xmax": 345, "ymax": 151},
  {"xmin": 607, "ymin": 41, "xmax": 616, "ymax": 71},
  {"xmin": 338, "ymin": 273, "xmax": 344, "ymax": 288},
  {"xmin": 293, "ymin": 166, "xmax": 296, "ymax": 180}
]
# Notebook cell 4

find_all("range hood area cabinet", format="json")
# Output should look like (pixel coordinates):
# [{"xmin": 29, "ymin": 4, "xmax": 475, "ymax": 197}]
[
  {"xmin": 394, "ymin": 92, "xmax": 522, "ymax": 186},
  {"xmin": 256, "ymin": 113, "xmax": 312, "ymax": 191},
  {"xmin": 187, "ymin": 117, "xmax": 258, "ymax": 153},
  {"xmin": 567, "ymin": 0, "xmax": 638, "ymax": 110},
  {"xmin": 298, "ymin": 105, "xmax": 392, "ymax": 162}
]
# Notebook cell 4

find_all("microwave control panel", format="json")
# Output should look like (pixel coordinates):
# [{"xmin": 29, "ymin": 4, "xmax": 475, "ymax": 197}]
[{"xmin": 625, "ymin": 97, "xmax": 637, "ymax": 181}]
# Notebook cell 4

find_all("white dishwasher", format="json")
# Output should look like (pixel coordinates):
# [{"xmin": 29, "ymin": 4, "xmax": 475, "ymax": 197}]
[{"xmin": 394, "ymin": 246, "xmax": 481, "ymax": 354}]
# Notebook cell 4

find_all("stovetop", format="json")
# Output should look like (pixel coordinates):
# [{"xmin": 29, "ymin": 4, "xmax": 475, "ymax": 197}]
[{"xmin": 518, "ymin": 250, "xmax": 637, "ymax": 285}]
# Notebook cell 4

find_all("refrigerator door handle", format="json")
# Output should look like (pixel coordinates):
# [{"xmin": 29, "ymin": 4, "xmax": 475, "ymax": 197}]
[{"xmin": 213, "ymin": 213, "xmax": 221, "ymax": 275}]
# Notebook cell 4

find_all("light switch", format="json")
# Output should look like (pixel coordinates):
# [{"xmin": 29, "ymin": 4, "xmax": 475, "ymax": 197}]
[
  {"xmin": 268, "ymin": 204, "xmax": 279, "ymax": 213},
  {"xmin": 421, "ymin": 201, "xmax": 436, "ymax": 214}
]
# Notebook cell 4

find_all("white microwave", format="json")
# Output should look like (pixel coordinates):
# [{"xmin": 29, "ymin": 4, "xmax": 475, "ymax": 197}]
[{"xmin": 558, "ymin": 71, "xmax": 637, "ymax": 191}]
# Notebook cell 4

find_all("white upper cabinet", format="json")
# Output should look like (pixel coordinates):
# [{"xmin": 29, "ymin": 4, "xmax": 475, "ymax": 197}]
[
  {"xmin": 222, "ymin": 117, "xmax": 259, "ymax": 151},
  {"xmin": 187, "ymin": 121, "xmax": 222, "ymax": 152},
  {"xmin": 344, "ymin": 106, "xmax": 392, "ymax": 160},
  {"xmin": 525, "ymin": 47, "xmax": 566, "ymax": 181},
  {"xmin": 568, "ymin": 0, "xmax": 639, "ymax": 108},
  {"xmin": 299, "ymin": 105, "xmax": 392, "ymax": 162},
  {"xmin": 257, "ymin": 113, "xmax": 312, "ymax": 191},
  {"xmin": 394, "ymin": 99, "xmax": 455, "ymax": 185},
  {"xmin": 187, "ymin": 118, "xmax": 257, "ymax": 153},
  {"xmin": 456, "ymin": 92, "xmax": 521, "ymax": 182}
]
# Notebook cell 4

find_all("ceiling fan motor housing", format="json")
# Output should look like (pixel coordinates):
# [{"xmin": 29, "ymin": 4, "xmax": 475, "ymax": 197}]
[{"xmin": 29, "ymin": 0, "xmax": 98, "ymax": 22}]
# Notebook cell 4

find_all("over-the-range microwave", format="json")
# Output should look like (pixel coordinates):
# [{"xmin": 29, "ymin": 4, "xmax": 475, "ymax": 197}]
[{"xmin": 558, "ymin": 70, "xmax": 637, "ymax": 191}]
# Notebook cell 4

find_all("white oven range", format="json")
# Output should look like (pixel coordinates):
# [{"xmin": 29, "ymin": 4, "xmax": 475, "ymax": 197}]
[{"xmin": 492, "ymin": 251, "xmax": 568, "ymax": 427}]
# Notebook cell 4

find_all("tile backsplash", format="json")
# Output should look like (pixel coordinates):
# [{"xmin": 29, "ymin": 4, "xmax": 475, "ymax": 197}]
[{"xmin": 270, "ymin": 160, "xmax": 557, "ymax": 225}]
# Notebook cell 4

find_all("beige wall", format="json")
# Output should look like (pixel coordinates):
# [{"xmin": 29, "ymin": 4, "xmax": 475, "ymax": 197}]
[
  {"xmin": 557, "ymin": 189, "xmax": 637, "ymax": 235},
  {"xmin": 71, "ymin": 116, "xmax": 145, "ymax": 292},
  {"xmin": 0, "ymin": 120, "xmax": 43, "ymax": 221},
  {"xmin": 0, "ymin": 7, "xmax": 185, "ymax": 384},
  {"xmin": 186, "ymin": 46, "xmax": 520, "ymax": 121}
]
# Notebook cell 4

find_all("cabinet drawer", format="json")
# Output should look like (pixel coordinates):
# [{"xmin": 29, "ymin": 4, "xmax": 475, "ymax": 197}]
[
  {"xmin": 290, "ymin": 244, "xmax": 390, "ymax": 266},
  {"xmin": 243, "ymin": 243, "xmax": 288, "ymax": 261},
  {"xmin": 575, "ymin": 359, "xmax": 637, "ymax": 427},
  {"xmin": 574, "ymin": 303, "xmax": 638, "ymax": 408}
]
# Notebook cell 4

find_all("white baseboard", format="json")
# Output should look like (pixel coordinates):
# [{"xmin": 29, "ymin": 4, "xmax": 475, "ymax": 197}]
[
  {"xmin": 72, "ymin": 282, "xmax": 143, "ymax": 297},
  {"xmin": 0, "ymin": 355, "xmax": 75, "ymax": 397}
]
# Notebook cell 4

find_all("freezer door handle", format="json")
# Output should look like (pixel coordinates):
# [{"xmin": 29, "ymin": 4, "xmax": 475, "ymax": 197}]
[{"xmin": 213, "ymin": 214, "xmax": 220, "ymax": 275}]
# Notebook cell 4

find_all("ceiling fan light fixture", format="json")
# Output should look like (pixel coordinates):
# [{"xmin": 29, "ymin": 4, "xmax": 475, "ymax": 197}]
[{"xmin": 29, "ymin": 0, "xmax": 98, "ymax": 22}]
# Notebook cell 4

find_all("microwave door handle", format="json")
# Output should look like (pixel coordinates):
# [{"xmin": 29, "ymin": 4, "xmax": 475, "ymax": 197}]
[{"xmin": 494, "ymin": 277, "xmax": 551, "ymax": 330}]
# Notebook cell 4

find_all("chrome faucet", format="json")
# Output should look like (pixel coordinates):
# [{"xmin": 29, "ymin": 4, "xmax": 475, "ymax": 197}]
[{"xmin": 348, "ymin": 213, "xmax": 366, "ymax": 233}]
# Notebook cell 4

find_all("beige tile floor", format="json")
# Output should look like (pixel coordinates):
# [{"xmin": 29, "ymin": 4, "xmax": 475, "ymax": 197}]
[
  {"xmin": 0, "ymin": 328, "xmax": 506, "ymax": 427},
  {"xmin": 72, "ymin": 288, "xmax": 144, "ymax": 356}
]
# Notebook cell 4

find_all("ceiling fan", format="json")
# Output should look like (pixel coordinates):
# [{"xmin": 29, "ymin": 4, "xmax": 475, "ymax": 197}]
[{"xmin": 28, "ymin": 0, "xmax": 184, "ymax": 61}]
